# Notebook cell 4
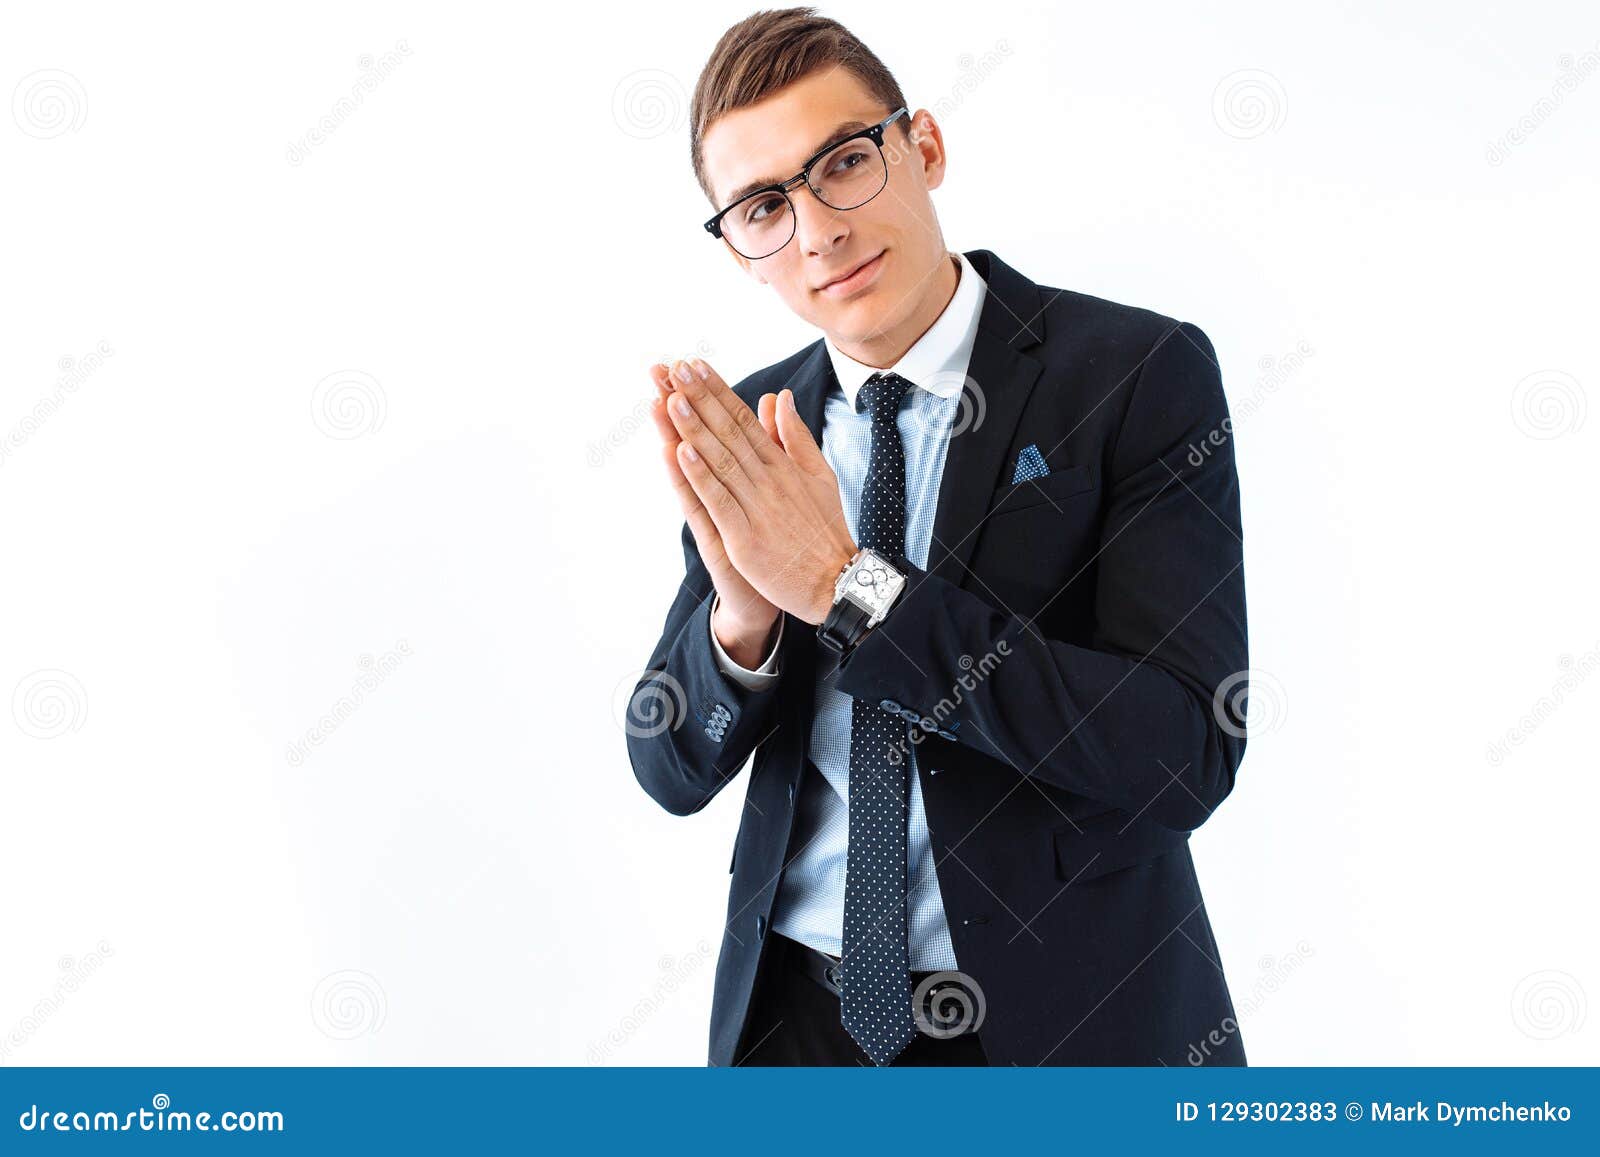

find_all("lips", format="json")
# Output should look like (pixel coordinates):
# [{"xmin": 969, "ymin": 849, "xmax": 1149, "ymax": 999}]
[{"xmin": 816, "ymin": 250, "xmax": 885, "ymax": 295}]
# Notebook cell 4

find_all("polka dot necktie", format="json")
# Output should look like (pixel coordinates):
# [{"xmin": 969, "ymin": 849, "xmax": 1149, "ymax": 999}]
[{"xmin": 839, "ymin": 371, "xmax": 918, "ymax": 1066}]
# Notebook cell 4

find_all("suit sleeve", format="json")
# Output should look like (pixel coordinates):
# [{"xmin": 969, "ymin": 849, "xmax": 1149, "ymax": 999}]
[
  {"xmin": 832, "ymin": 322, "xmax": 1248, "ymax": 832},
  {"xmin": 626, "ymin": 521, "xmax": 784, "ymax": 817}
]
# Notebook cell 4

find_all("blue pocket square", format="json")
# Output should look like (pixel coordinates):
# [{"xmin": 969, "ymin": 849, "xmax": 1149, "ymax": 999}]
[{"xmin": 1012, "ymin": 443, "xmax": 1050, "ymax": 484}]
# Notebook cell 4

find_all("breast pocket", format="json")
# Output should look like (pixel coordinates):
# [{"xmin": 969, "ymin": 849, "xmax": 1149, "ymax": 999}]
[
  {"xmin": 970, "ymin": 460, "xmax": 1102, "ymax": 623},
  {"xmin": 988, "ymin": 463, "xmax": 1096, "ymax": 516},
  {"xmin": 1052, "ymin": 812, "xmax": 1190, "ymax": 884}
]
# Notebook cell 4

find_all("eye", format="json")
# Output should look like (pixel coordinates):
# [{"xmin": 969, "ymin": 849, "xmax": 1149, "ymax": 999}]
[
  {"xmin": 825, "ymin": 146, "xmax": 871, "ymax": 177},
  {"xmin": 742, "ymin": 194, "xmax": 787, "ymax": 225}
]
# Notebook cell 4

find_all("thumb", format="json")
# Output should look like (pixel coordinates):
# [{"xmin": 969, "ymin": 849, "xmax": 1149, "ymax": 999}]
[
  {"xmin": 775, "ymin": 389, "xmax": 826, "ymax": 471},
  {"xmin": 757, "ymin": 392, "xmax": 782, "ymax": 447}
]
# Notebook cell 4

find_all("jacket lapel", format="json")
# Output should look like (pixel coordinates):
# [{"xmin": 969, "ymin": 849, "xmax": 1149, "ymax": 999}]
[
  {"xmin": 775, "ymin": 247, "xmax": 1048, "ymax": 699},
  {"xmin": 789, "ymin": 338, "xmax": 835, "ymax": 450},
  {"xmin": 925, "ymin": 249, "xmax": 1048, "ymax": 588}
]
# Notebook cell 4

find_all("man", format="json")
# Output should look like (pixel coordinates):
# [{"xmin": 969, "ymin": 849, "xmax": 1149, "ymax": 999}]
[{"xmin": 626, "ymin": 7, "xmax": 1249, "ymax": 1067}]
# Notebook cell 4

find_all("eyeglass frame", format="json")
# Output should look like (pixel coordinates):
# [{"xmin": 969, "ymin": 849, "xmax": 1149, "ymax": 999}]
[{"xmin": 701, "ymin": 106, "xmax": 911, "ymax": 259}]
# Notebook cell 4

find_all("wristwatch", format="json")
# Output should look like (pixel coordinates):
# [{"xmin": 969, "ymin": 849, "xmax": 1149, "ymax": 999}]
[{"xmin": 817, "ymin": 547, "xmax": 907, "ymax": 655}]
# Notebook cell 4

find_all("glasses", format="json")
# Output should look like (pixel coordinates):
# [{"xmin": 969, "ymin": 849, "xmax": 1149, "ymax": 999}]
[{"xmin": 703, "ymin": 107, "xmax": 909, "ymax": 260}]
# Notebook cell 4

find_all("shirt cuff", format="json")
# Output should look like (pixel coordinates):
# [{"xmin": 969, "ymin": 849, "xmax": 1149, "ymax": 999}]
[{"xmin": 708, "ymin": 593, "xmax": 783, "ymax": 690}]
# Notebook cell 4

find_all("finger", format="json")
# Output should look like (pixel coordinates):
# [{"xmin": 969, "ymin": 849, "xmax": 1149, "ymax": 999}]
[
  {"xmin": 774, "ymin": 388, "xmax": 830, "ymax": 474},
  {"xmin": 757, "ymin": 392, "xmax": 781, "ymax": 447},
  {"xmin": 657, "ymin": 430, "xmax": 749, "ymax": 605},
  {"xmin": 667, "ymin": 379, "xmax": 757, "ymax": 500},
  {"xmin": 676, "ymin": 438, "xmax": 747, "ymax": 539},
  {"xmin": 657, "ymin": 415, "xmax": 695, "ymax": 493},
  {"xmin": 648, "ymin": 392, "xmax": 681, "ymax": 450},
  {"xmin": 699, "ymin": 358, "xmax": 785, "ymax": 465},
  {"xmin": 669, "ymin": 358, "xmax": 768, "ymax": 478},
  {"xmin": 662, "ymin": 442, "xmax": 751, "ymax": 585},
  {"xmin": 648, "ymin": 363, "xmax": 677, "ymax": 422},
  {"xmin": 650, "ymin": 388, "xmax": 699, "ymax": 513},
  {"xmin": 675, "ymin": 358, "xmax": 780, "ymax": 471},
  {"xmin": 648, "ymin": 362, "xmax": 674, "ymax": 394},
  {"xmin": 681, "ymin": 488, "xmax": 731, "ymax": 574}
]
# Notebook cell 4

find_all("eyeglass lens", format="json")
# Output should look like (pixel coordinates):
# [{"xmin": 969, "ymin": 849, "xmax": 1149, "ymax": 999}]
[{"xmin": 720, "ymin": 135, "xmax": 889, "ymax": 259}]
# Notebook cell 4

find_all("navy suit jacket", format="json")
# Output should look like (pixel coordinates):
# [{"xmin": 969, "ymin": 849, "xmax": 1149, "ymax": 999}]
[{"xmin": 626, "ymin": 249, "xmax": 1250, "ymax": 1066}]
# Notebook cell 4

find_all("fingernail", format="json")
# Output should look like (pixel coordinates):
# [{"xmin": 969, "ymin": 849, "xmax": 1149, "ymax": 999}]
[
  {"xmin": 675, "ymin": 361, "xmax": 693, "ymax": 385},
  {"xmin": 693, "ymin": 358, "xmax": 710, "ymax": 381},
  {"xmin": 682, "ymin": 443, "xmax": 699, "ymax": 462},
  {"xmin": 674, "ymin": 396, "xmax": 691, "ymax": 418},
  {"xmin": 784, "ymin": 389, "xmax": 797, "ymax": 411}
]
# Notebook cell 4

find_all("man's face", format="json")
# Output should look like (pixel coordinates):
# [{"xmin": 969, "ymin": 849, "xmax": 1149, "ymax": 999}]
[{"xmin": 700, "ymin": 68, "xmax": 948, "ymax": 348}]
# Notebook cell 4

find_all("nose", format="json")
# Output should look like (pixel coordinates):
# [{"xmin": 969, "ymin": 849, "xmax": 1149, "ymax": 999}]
[{"xmin": 791, "ymin": 184, "xmax": 849, "ymax": 258}]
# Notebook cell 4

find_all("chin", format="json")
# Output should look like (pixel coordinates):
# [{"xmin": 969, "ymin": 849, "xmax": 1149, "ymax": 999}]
[
  {"xmin": 818, "ymin": 302, "xmax": 879, "ymax": 343},
  {"xmin": 833, "ymin": 286, "xmax": 903, "ymax": 337}
]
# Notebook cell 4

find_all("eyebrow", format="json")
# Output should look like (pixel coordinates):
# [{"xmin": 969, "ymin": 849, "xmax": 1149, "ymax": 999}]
[{"xmin": 718, "ymin": 119, "xmax": 874, "ymax": 209}]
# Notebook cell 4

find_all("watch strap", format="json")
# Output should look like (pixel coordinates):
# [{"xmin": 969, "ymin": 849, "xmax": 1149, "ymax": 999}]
[{"xmin": 818, "ymin": 595, "xmax": 873, "ymax": 654}]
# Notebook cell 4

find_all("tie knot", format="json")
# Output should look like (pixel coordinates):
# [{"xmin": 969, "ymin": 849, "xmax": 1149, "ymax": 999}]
[{"xmin": 857, "ymin": 372, "xmax": 912, "ymax": 422}]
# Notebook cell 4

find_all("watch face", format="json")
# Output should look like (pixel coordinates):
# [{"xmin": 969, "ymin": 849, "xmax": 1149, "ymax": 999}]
[{"xmin": 846, "ymin": 552, "xmax": 905, "ymax": 616}]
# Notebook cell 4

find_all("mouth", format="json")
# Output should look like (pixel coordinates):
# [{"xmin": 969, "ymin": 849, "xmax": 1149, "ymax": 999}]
[{"xmin": 815, "ymin": 250, "xmax": 886, "ymax": 298}]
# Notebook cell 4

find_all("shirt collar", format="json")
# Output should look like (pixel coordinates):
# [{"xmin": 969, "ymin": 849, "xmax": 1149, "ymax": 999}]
[{"xmin": 824, "ymin": 250, "xmax": 987, "ymax": 413}]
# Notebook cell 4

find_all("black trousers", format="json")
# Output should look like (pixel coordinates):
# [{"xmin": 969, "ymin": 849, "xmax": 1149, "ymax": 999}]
[{"xmin": 732, "ymin": 932, "xmax": 990, "ymax": 1066}]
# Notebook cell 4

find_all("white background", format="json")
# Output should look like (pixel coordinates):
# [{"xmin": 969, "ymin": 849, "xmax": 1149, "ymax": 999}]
[{"xmin": 2, "ymin": 1, "xmax": 1596, "ymax": 1066}]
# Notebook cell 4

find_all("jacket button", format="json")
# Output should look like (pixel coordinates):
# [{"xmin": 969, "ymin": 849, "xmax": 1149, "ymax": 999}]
[{"xmin": 755, "ymin": 915, "xmax": 768, "ymax": 940}]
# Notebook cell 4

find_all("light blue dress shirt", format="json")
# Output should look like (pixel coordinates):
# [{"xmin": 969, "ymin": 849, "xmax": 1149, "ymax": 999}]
[{"xmin": 709, "ymin": 250, "xmax": 987, "ymax": 970}]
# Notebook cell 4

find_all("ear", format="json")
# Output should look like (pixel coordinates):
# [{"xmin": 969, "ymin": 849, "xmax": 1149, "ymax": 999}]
[{"xmin": 905, "ymin": 109, "xmax": 948, "ymax": 192}]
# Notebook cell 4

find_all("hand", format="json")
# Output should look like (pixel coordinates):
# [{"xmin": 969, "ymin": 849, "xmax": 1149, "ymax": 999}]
[
  {"xmin": 663, "ymin": 357, "xmax": 857, "ymax": 625},
  {"xmin": 648, "ymin": 363, "xmax": 780, "ymax": 665}
]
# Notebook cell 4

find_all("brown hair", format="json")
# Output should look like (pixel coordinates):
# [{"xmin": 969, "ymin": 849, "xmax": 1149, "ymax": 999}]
[{"xmin": 690, "ymin": 7, "xmax": 907, "ymax": 205}]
